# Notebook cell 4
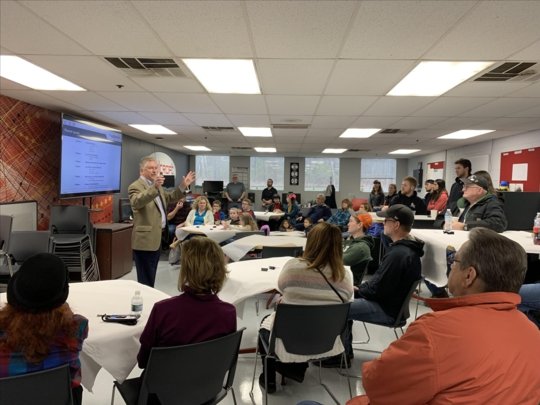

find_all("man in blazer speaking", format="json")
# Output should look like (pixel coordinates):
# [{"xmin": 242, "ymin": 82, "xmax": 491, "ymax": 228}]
[{"xmin": 129, "ymin": 156, "xmax": 195, "ymax": 287}]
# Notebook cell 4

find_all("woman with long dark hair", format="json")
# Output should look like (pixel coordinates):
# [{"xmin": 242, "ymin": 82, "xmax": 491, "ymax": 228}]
[
  {"xmin": 427, "ymin": 179, "xmax": 449, "ymax": 215},
  {"xmin": 383, "ymin": 183, "xmax": 397, "ymax": 206},
  {"xmin": 369, "ymin": 180, "xmax": 385, "ymax": 209}
]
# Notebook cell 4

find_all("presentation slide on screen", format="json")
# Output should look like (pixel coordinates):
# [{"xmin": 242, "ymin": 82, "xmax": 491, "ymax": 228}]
[{"xmin": 60, "ymin": 119, "xmax": 122, "ymax": 195}]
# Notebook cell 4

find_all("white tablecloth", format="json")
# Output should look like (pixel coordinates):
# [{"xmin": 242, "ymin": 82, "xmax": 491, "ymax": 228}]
[
  {"xmin": 221, "ymin": 234, "xmax": 306, "ymax": 262},
  {"xmin": 176, "ymin": 224, "xmax": 238, "ymax": 244},
  {"xmin": 411, "ymin": 229, "xmax": 540, "ymax": 286},
  {"xmin": 66, "ymin": 280, "xmax": 169, "ymax": 390},
  {"xmin": 270, "ymin": 231, "xmax": 305, "ymax": 237},
  {"xmin": 369, "ymin": 212, "xmax": 435, "ymax": 223},
  {"xmin": 254, "ymin": 211, "xmax": 285, "ymax": 221},
  {"xmin": 219, "ymin": 256, "xmax": 292, "ymax": 317}
]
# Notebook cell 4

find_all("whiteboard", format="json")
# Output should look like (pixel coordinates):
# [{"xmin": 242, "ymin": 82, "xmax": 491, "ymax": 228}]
[{"xmin": 0, "ymin": 201, "xmax": 38, "ymax": 231}]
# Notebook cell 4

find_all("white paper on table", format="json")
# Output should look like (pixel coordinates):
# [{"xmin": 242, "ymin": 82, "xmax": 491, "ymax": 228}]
[{"xmin": 511, "ymin": 163, "xmax": 528, "ymax": 181}]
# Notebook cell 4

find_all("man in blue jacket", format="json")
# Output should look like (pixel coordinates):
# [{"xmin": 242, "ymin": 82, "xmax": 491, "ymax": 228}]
[{"xmin": 294, "ymin": 194, "xmax": 331, "ymax": 230}]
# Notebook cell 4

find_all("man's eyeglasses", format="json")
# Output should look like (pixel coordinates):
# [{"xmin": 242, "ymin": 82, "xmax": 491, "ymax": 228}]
[{"xmin": 383, "ymin": 218, "xmax": 397, "ymax": 224}]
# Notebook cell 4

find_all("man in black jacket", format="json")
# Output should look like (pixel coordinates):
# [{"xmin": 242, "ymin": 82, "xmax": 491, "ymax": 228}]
[
  {"xmin": 323, "ymin": 205, "xmax": 424, "ymax": 367},
  {"xmin": 448, "ymin": 158, "xmax": 472, "ymax": 215},
  {"xmin": 452, "ymin": 174, "xmax": 507, "ymax": 233},
  {"xmin": 389, "ymin": 176, "xmax": 427, "ymax": 214}
]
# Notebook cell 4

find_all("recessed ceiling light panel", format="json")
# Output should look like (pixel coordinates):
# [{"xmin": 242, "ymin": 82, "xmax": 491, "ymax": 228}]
[
  {"xmin": 438, "ymin": 129, "xmax": 495, "ymax": 139},
  {"xmin": 339, "ymin": 128, "xmax": 381, "ymax": 138},
  {"xmin": 184, "ymin": 146, "xmax": 211, "ymax": 151},
  {"xmin": 238, "ymin": 127, "xmax": 272, "ymax": 137},
  {"xmin": 254, "ymin": 147, "xmax": 276, "ymax": 153},
  {"xmin": 322, "ymin": 148, "xmax": 347, "ymax": 154},
  {"xmin": 389, "ymin": 149, "xmax": 421, "ymax": 154},
  {"xmin": 129, "ymin": 124, "xmax": 177, "ymax": 135}
]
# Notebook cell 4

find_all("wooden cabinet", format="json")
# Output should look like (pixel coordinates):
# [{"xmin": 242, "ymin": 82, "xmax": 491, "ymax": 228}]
[{"xmin": 94, "ymin": 223, "xmax": 133, "ymax": 280}]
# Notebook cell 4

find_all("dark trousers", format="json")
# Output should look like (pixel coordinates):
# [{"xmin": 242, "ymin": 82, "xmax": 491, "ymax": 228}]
[
  {"xmin": 73, "ymin": 385, "xmax": 82, "ymax": 405},
  {"xmin": 133, "ymin": 249, "xmax": 161, "ymax": 287}
]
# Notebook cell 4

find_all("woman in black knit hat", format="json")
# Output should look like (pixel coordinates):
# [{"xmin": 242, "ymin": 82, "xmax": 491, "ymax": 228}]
[{"xmin": 0, "ymin": 253, "xmax": 88, "ymax": 405}]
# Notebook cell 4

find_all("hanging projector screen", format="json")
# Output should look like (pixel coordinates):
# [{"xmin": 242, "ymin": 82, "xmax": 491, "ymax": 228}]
[{"xmin": 59, "ymin": 114, "xmax": 123, "ymax": 198}]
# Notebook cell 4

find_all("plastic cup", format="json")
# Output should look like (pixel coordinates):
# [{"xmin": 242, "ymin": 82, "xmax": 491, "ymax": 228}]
[{"xmin": 430, "ymin": 209, "xmax": 438, "ymax": 218}]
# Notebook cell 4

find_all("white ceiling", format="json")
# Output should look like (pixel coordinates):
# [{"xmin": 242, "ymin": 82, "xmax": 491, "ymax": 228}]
[{"xmin": 1, "ymin": 0, "xmax": 540, "ymax": 157}]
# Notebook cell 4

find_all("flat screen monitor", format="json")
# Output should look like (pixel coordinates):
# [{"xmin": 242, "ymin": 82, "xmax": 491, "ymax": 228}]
[
  {"xmin": 203, "ymin": 180, "xmax": 224, "ymax": 194},
  {"xmin": 501, "ymin": 191, "xmax": 540, "ymax": 230},
  {"xmin": 59, "ymin": 114, "xmax": 122, "ymax": 198}
]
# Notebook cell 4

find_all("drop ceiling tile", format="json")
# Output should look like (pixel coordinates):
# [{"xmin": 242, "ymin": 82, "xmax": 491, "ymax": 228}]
[
  {"xmin": 364, "ymin": 97, "xmax": 436, "ymax": 116},
  {"xmin": 270, "ymin": 115, "xmax": 313, "ymax": 125},
  {"xmin": 460, "ymin": 98, "xmax": 540, "ymax": 117},
  {"xmin": 391, "ymin": 116, "xmax": 447, "ymax": 129},
  {"xmin": 482, "ymin": 117, "xmax": 540, "ymax": 131},
  {"xmin": 246, "ymin": 1, "xmax": 356, "ymax": 58},
  {"xmin": 154, "ymin": 93, "xmax": 220, "ymax": 114},
  {"xmin": 507, "ymin": 105, "xmax": 540, "ymax": 118},
  {"xmin": 307, "ymin": 128, "xmax": 344, "ymax": 138},
  {"xmin": 132, "ymin": 1, "xmax": 253, "ymax": 57},
  {"xmin": 325, "ymin": 60, "xmax": 415, "ymax": 96},
  {"xmin": 425, "ymin": 1, "xmax": 540, "ymax": 59},
  {"xmin": 341, "ymin": 1, "xmax": 473, "ymax": 59},
  {"xmin": 258, "ymin": 59, "xmax": 334, "ymax": 95},
  {"xmin": 430, "ymin": 116, "xmax": 493, "ymax": 130},
  {"xmin": 182, "ymin": 113, "xmax": 232, "ymax": 127},
  {"xmin": 0, "ymin": 89, "xmax": 79, "ymax": 113},
  {"xmin": 316, "ymin": 96, "xmax": 377, "ymax": 115},
  {"xmin": 413, "ymin": 97, "xmax": 493, "ymax": 117},
  {"xmin": 510, "ymin": 39, "xmax": 540, "ymax": 60},
  {"xmin": 446, "ymin": 81, "xmax": 532, "ymax": 98},
  {"xmin": 47, "ymin": 92, "xmax": 127, "ymax": 111},
  {"xmin": 505, "ymin": 81, "xmax": 540, "ymax": 98},
  {"xmin": 132, "ymin": 76, "xmax": 205, "ymax": 94},
  {"xmin": 95, "ymin": 111, "xmax": 155, "ymax": 125},
  {"xmin": 138, "ymin": 112, "xmax": 195, "ymax": 126},
  {"xmin": 165, "ymin": 126, "xmax": 208, "ymax": 136},
  {"xmin": 351, "ymin": 116, "xmax": 402, "ymax": 128},
  {"xmin": 310, "ymin": 116, "xmax": 357, "ymax": 129},
  {"xmin": 266, "ymin": 96, "xmax": 320, "ymax": 115},
  {"xmin": 227, "ymin": 115, "xmax": 270, "ymax": 126},
  {"xmin": 0, "ymin": 1, "xmax": 90, "ymax": 55},
  {"xmin": 97, "ymin": 92, "xmax": 174, "ymax": 112},
  {"xmin": 211, "ymin": 95, "xmax": 267, "ymax": 114},
  {"xmin": 22, "ymin": 1, "xmax": 171, "ymax": 56}
]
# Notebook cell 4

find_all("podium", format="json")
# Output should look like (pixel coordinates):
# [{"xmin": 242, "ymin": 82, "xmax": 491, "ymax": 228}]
[{"xmin": 94, "ymin": 223, "xmax": 133, "ymax": 280}]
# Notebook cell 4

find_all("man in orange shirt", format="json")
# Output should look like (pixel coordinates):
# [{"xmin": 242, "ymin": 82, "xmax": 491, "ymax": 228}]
[{"xmin": 347, "ymin": 227, "xmax": 540, "ymax": 405}]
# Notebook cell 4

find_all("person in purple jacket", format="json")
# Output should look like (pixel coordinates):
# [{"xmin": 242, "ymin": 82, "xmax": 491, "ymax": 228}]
[{"xmin": 137, "ymin": 237, "xmax": 237, "ymax": 368}]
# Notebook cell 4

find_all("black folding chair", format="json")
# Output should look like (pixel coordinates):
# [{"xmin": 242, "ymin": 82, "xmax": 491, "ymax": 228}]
[
  {"xmin": 0, "ymin": 364, "xmax": 73, "ymax": 405},
  {"xmin": 112, "ymin": 328, "xmax": 245, "ymax": 405},
  {"xmin": 250, "ymin": 303, "xmax": 352, "ymax": 405}
]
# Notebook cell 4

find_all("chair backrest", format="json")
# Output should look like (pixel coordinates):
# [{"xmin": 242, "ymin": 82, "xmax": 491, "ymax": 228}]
[
  {"xmin": 50, "ymin": 205, "xmax": 90, "ymax": 235},
  {"xmin": 0, "ymin": 215, "xmax": 13, "ymax": 253},
  {"xmin": 139, "ymin": 328, "xmax": 245, "ymax": 405},
  {"xmin": 9, "ymin": 231, "xmax": 51, "ymax": 263},
  {"xmin": 261, "ymin": 246, "xmax": 303, "ymax": 258},
  {"xmin": 393, "ymin": 279, "xmax": 422, "ymax": 328},
  {"xmin": 270, "ymin": 303, "xmax": 350, "ymax": 358},
  {"xmin": 233, "ymin": 230, "xmax": 265, "ymax": 240},
  {"xmin": 0, "ymin": 364, "xmax": 73, "ymax": 405}
]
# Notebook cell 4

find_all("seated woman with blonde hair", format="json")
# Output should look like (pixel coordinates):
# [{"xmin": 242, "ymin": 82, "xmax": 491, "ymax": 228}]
[
  {"xmin": 258, "ymin": 222, "xmax": 354, "ymax": 393},
  {"xmin": 0, "ymin": 253, "xmax": 88, "ymax": 405},
  {"xmin": 138, "ymin": 237, "xmax": 237, "ymax": 368}
]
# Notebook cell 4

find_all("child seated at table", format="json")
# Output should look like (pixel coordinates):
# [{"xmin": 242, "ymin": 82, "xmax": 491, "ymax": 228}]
[
  {"xmin": 224, "ymin": 213, "xmax": 259, "ymax": 231},
  {"xmin": 0, "ymin": 253, "xmax": 88, "ymax": 405},
  {"xmin": 303, "ymin": 217, "xmax": 314, "ymax": 236},
  {"xmin": 227, "ymin": 207, "xmax": 241, "ymax": 225},
  {"xmin": 212, "ymin": 200, "xmax": 226, "ymax": 224},
  {"xmin": 269, "ymin": 195, "xmax": 283, "ymax": 212},
  {"xmin": 138, "ymin": 237, "xmax": 237, "ymax": 369},
  {"xmin": 279, "ymin": 218, "xmax": 294, "ymax": 232}
]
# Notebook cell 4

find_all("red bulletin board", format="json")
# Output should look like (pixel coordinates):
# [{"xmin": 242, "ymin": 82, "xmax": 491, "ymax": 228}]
[{"xmin": 500, "ymin": 147, "xmax": 540, "ymax": 192}]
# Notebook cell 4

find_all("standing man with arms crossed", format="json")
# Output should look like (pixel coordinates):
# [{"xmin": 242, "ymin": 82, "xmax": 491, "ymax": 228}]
[
  {"xmin": 448, "ymin": 158, "xmax": 471, "ymax": 215},
  {"xmin": 261, "ymin": 178, "xmax": 277, "ymax": 210},
  {"xmin": 129, "ymin": 156, "xmax": 195, "ymax": 287},
  {"xmin": 225, "ymin": 174, "xmax": 246, "ymax": 210}
]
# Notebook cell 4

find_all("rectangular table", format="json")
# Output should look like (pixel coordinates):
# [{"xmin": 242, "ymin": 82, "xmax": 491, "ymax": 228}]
[
  {"xmin": 221, "ymin": 234, "xmax": 306, "ymax": 262},
  {"xmin": 411, "ymin": 229, "xmax": 540, "ymax": 286}
]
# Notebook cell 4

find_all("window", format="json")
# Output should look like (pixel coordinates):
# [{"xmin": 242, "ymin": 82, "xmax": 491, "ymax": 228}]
[
  {"xmin": 249, "ymin": 157, "xmax": 284, "ymax": 190},
  {"xmin": 304, "ymin": 157, "xmax": 340, "ymax": 191},
  {"xmin": 360, "ymin": 159, "xmax": 396, "ymax": 193},
  {"xmin": 195, "ymin": 155, "xmax": 230, "ymax": 186}
]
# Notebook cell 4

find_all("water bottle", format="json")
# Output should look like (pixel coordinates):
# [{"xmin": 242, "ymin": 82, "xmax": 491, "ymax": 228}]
[
  {"xmin": 534, "ymin": 212, "xmax": 540, "ymax": 246},
  {"xmin": 131, "ymin": 290, "xmax": 143, "ymax": 315},
  {"xmin": 444, "ymin": 209, "xmax": 453, "ymax": 232}
]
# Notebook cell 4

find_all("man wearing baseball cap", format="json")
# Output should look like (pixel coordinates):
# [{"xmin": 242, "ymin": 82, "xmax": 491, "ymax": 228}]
[
  {"xmin": 324, "ymin": 204, "xmax": 424, "ymax": 367},
  {"xmin": 452, "ymin": 174, "xmax": 507, "ymax": 233}
]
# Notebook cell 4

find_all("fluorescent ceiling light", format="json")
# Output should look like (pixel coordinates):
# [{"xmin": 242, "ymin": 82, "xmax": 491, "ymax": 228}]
[
  {"xmin": 438, "ymin": 129, "xmax": 495, "ymax": 139},
  {"xmin": 184, "ymin": 145, "xmax": 211, "ymax": 151},
  {"xmin": 387, "ymin": 61, "xmax": 494, "ymax": 96},
  {"xmin": 0, "ymin": 55, "xmax": 86, "ymax": 91},
  {"xmin": 238, "ymin": 127, "xmax": 272, "ymax": 137},
  {"xmin": 254, "ymin": 147, "xmax": 276, "ymax": 153},
  {"xmin": 129, "ymin": 124, "xmax": 177, "ymax": 135},
  {"xmin": 322, "ymin": 148, "xmax": 347, "ymax": 154},
  {"xmin": 182, "ymin": 59, "xmax": 261, "ymax": 94},
  {"xmin": 389, "ymin": 149, "xmax": 421, "ymax": 154},
  {"xmin": 339, "ymin": 128, "xmax": 381, "ymax": 138}
]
